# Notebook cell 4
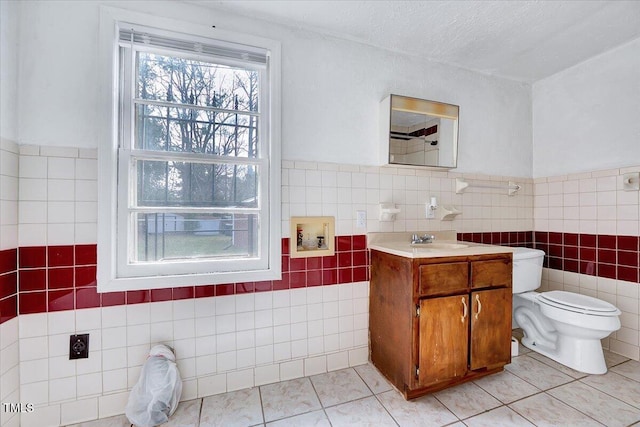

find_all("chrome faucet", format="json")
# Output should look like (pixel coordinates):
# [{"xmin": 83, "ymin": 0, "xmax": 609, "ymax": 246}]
[{"xmin": 411, "ymin": 234, "xmax": 436, "ymax": 244}]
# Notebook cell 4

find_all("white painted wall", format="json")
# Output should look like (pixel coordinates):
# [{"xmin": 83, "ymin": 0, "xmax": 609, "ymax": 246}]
[
  {"xmin": 532, "ymin": 38, "xmax": 640, "ymax": 178},
  {"xmin": 14, "ymin": 0, "xmax": 532, "ymax": 177},
  {"xmin": 1, "ymin": 0, "xmax": 19, "ymax": 141}
]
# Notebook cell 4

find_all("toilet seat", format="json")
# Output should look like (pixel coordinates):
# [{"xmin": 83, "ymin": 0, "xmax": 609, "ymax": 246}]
[{"xmin": 537, "ymin": 291, "xmax": 620, "ymax": 316}]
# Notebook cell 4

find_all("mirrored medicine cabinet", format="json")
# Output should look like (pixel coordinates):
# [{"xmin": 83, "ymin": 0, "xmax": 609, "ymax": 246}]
[{"xmin": 380, "ymin": 94, "xmax": 459, "ymax": 169}]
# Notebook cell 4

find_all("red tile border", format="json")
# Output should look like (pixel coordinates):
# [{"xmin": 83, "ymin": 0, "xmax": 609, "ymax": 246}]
[
  {"xmin": 48, "ymin": 288, "xmax": 75, "ymax": 311},
  {"xmin": 48, "ymin": 267, "xmax": 74, "ymax": 290},
  {"xmin": 3, "ymin": 232, "xmax": 636, "ymax": 322},
  {"xmin": 532, "ymin": 231, "xmax": 640, "ymax": 282},
  {"xmin": 172, "ymin": 287, "xmax": 194, "ymax": 300},
  {"xmin": 563, "ymin": 246, "xmax": 578, "ymax": 260},
  {"xmin": 0, "ymin": 248, "xmax": 17, "ymax": 275},
  {"xmin": 235, "ymin": 282, "xmax": 254, "ymax": 294},
  {"xmin": 215, "ymin": 283, "xmax": 235, "ymax": 296},
  {"xmin": 0, "ymin": 272, "xmax": 17, "ymax": 300},
  {"xmin": 353, "ymin": 235, "xmax": 367, "ymax": 250},
  {"xmin": 195, "ymin": 285, "xmax": 215, "ymax": 298},
  {"xmin": 580, "ymin": 234, "xmax": 597, "ymax": 248},
  {"xmin": 322, "ymin": 269, "xmax": 337, "ymax": 286},
  {"xmin": 289, "ymin": 258, "xmax": 306, "ymax": 272},
  {"xmin": 459, "ymin": 231, "xmax": 639, "ymax": 284},
  {"xmin": 619, "ymin": 251, "xmax": 639, "ymax": 267},
  {"xmin": 338, "ymin": 252, "xmax": 352, "ymax": 268},
  {"xmin": 75, "ymin": 266, "xmax": 97, "ymax": 287},
  {"xmin": 598, "ymin": 235, "xmax": 617, "ymax": 250},
  {"xmin": 336, "ymin": 236, "xmax": 352, "ymax": 252},
  {"xmin": 618, "ymin": 236, "xmax": 639, "ymax": 251},
  {"xmin": 75, "ymin": 287, "xmax": 101, "ymax": 309},
  {"xmin": 338, "ymin": 268, "xmax": 352, "ymax": 284},
  {"xmin": 618, "ymin": 266, "xmax": 638, "ymax": 283},
  {"xmin": 19, "ymin": 291, "xmax": 47, "ymax": 314},
  {"xmin": 549, "ymin": 232, "xmax": 562, "ymax": 245},
  {"xmin": 353, "ymin": 250, "xmax": 368, "ymax": 267},
  {"xmin": 48, "ymin": 245, "xmax": 74, "ymax": 267},
  {"xmin": 254, "ymin": 281, "xmax": 272, "ymax": 292},
  {"xmin": 19, "ymin": 269, "xmax": 46, "ymax": 292},
  {"xmin": 289, "ymin": 271, "xmax": 306, "ymax": 288},
  {"xmin": 127, "ymin": 290, "xmax": 150, "ymax": 304},
  {"xmin": 306, "ymin": 270, "xmax": 322, "ymax": 287},
  {"xmin": 75, "ymin": 244, "xmax": 97, "ymax": 265},
  {"xmin": 150, "ymin": 288, "xmax": 173, "ymax": 302},
  {"xmin": 322, "ymin": 255, "xmax": 337, "ymax": 269},
  {"xmin": 564, "ymin": 233, "xmax": 579, "ymax": 246},
  {"xmin": 273, "ymin": 273, "xmax": 290, "ymax": 291},
  {"xmin": 101, "ymin": 291, "xmax": 125, "ymax": 307},
  {"xmin": 18, "ymin": 246, "xmax": 45, "ymax": 269},
  {"xmin": 306, "ymin": 257, "xmax": 322, "ymax": 270},
  {"xmin": 0, "ymin": 295, "xmax": 17, "ymax": 323}
]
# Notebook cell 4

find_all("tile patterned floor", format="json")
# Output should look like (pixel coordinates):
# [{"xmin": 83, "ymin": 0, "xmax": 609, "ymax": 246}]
[{"xmin": 69, "ymin": 345, "xmax": 640, "ymax": 427}]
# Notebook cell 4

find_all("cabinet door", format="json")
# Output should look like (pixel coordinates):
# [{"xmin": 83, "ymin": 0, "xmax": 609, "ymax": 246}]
[
  {"xmin": 418, "ymin": 295, "xmax": 469, "ymax": 387},
  {"xmin": 470, "ymin": 288, "xmax": 512, "ymax": 370}
]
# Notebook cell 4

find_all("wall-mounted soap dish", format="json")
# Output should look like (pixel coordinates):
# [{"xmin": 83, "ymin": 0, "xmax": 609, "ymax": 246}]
[
  {"xmin": 440, "ymin": 206, "xmax": 461, "ymax": 221},
  {"xmin": 379, "ymin": 203, "xmax": 401, "ymax": 221}
]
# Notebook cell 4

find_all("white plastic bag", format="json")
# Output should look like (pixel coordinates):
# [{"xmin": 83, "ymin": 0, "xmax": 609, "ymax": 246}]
[{"xmin": 125, "ymin": 344, "xmax": 183, "ymax": 427}]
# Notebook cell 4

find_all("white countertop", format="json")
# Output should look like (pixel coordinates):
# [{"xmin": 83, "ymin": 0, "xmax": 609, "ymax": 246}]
[{"xmin": 367, "ymin": 232, "xmax": 516, "ymax": 259}]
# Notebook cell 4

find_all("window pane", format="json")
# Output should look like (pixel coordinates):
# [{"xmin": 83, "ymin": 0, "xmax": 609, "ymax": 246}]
[
  {"xmin": 135, "ymin": 104, "xmax": 258, "ymax": 157},
  {"xmin": 136, "ymin": 52, "xmax": 259, "ymax": 112},
  {"xmin": 133, "ymin": 212, "xmax": 259, "ymax": 262},
  {"xmin": 137, "ymin": 160, "xmax": 258, "ymax": 207}
]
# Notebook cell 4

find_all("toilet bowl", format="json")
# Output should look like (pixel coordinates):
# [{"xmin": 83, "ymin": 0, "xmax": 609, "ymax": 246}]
[{"xmin": 511, "ymin": 247, "xmax": 621, "ymax": 374}]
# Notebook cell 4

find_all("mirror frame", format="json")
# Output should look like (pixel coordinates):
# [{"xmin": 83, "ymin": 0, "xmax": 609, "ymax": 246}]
[{"xmin": 380, "ymin": 94, "xmax": 459, "ymax": 169}]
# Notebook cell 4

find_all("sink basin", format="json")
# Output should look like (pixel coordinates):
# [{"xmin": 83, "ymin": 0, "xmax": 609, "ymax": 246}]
[{"xmin": 411, "ymin": 242, "xmax": 469, "ymax": 250}]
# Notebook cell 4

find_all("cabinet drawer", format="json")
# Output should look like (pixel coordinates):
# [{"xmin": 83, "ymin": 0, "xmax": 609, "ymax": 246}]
[
  {"xmin": 471, "ymin": 259, "xmax": 511, "ymax": 289},
  {"xmin": 419, "ymin": 262, "xmax": 468, "ymax": 296}
]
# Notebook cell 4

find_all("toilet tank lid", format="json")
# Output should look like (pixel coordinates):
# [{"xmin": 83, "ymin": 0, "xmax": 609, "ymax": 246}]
[{"xmin": 512, "ymin": 247, "xmax": 545, "ymax": 260}]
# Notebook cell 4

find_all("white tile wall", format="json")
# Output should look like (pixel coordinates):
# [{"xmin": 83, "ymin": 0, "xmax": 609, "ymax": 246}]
[
  {"xmin": 537, "ymin": 165, "xmax": 640, "ymax": 361},
  {"xmin": 282, "ymin": 160, "xmax": 534, "ymax": 237},
  {"xmin": 0, "ymin": 138, "xmax": 19, "ymax": 250},
  {"xmin": 17, "ymin": 145, "xmax": 97, "ymax": 247},
  {"xmin": 5, "ymin": 146, "xmax": 637, "ymax": 426},
  {"xmin": 534, "ymin": 166, "xmax": 640, "ymax": 237},
  {"xmin": 14, "ymin": 282, "xmax": 369, "ymax": 424},
  {"xmin": 0, "ymin": 318, "xmax": 20, "ymax": 427},
  {"xmin": 0, "ymin": 139, "xmax": 19, "ymax": 427}
]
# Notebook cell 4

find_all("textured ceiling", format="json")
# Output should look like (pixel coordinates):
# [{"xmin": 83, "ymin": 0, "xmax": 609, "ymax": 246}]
[{"xmin": 188, "ymin": 0, "xmax": 640, "ymax": 82}]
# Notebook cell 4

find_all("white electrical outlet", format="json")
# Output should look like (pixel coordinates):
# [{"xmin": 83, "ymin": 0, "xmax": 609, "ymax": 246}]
[{"xmin": 356, "ymin": 210, "xmax": 367, "ymax": 228}]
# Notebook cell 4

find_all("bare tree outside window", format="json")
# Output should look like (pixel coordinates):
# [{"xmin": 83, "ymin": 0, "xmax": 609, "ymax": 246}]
[{"xmin": 130, "ymin": 53, "xmax": 261, "ymax": 262}]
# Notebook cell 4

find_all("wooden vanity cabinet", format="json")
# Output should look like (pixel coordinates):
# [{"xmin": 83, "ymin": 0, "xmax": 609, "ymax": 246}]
[{"xmin": 369, "ymin": 250, "xmax": 512, "ymax": 399}]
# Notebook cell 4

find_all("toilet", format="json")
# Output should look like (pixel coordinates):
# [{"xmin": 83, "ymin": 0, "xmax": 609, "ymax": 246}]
[{"xmin": 511, "ymin": 247, "xmax": 621, "ymax": 374}]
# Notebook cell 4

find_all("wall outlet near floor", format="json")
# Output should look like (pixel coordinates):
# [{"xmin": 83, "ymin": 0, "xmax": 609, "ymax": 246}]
[
  {"xmin": 69, "ymin": 334, "xmax": 89, "ymax": 359},
  {"xmin": 356, "ymin": 210, "xmax": 367, "ymax": 228}
]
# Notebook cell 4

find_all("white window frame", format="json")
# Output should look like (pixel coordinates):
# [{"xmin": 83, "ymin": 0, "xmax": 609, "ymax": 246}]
[{"xmin": 97, "ymin": 7, "xmax": 281, "ymax": 291}]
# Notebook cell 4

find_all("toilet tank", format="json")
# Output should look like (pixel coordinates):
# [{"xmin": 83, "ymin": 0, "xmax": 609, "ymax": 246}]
[{"xmin": 511, "ymin": 247, "xmax": 545, "ymax": 294}]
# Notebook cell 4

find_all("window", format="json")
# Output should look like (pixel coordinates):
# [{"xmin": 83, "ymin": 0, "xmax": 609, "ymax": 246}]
[{"xmin": 98, "ymin": 10, "xmax": 281, "ymax": 290}]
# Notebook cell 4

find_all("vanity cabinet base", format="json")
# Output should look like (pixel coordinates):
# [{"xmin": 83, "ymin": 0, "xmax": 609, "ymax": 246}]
[{"xmin": 369, "ymin": 249, "xmax": 512, "ymax": 400}]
